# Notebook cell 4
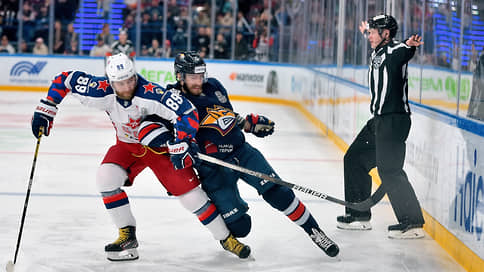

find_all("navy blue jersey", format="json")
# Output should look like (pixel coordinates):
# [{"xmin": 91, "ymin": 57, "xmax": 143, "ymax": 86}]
[{"xmin": 167, "ymin": 78, "xmax": 245, "ymax": 159}]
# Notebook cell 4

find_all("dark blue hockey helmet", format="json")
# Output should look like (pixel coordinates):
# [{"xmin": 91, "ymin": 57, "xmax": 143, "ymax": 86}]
[{"xmin": 174, "ymin": 51, "xmax": 207, "ymax": 82}]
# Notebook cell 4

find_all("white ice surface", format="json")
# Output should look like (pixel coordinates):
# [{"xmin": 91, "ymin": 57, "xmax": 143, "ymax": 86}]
[{"xmin": 0, "ymin": 92, "xmax": 464, "ymax": 271}]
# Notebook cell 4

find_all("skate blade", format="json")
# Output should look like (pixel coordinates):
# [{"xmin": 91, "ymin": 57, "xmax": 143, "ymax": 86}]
[
  {"xmin": 388, "ymin": 228, "xmax": 425, "ymax": 239},
  {"xmin": 6, "ymin": 260, "xmax": 15, "ymax": 272},
  {"xmin": 337, "ymin": 221, "xmax": 372, "ymax": 230},
  {"xmin": 107, "ymin": 248, "xmax": 139, "ymax": 261}
]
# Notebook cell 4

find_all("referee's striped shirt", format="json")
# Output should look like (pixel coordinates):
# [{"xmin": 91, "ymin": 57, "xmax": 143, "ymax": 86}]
[{"xmin": 368, "ymin": 40, "xmax": 416, "ymax": 115}]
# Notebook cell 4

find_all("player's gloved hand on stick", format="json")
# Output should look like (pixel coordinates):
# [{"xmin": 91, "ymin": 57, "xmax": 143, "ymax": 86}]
[
  {"xmin": 31, "ymin": 99, "xmax": 58, "ymax": 138},
  {"xmin": 245, "ymin": 114, "xmax": 275, "ymax": 137},
  {"xmin": 166, "ymin": 139, "xmax": 201, "ymax": 170}
]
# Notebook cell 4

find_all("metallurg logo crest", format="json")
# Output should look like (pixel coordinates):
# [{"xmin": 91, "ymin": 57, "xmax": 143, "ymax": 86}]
[{"xmin": 200, "ymin": 105, "xmax": 237, "ymax": 136}]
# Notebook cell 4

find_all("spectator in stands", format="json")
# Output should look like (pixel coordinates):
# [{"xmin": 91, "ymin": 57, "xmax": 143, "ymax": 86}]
[
  {"xmin": 1, "ymin": 0, "xmax": 18, "ymax": 26},
  {"xmin": 199, "ymin": 46, "xmax": 207, "ymax": 58},
  {"xmin": 470, "ymin": 44, "xmax": 479, "ymax": 72},
  {"xmin": 145, "ymin": 0, "xmax": 163, "ymax": 17},
  {"xmin": 20, "ymin": 1, "xmax": 36, "ymax": 42},
  {"xmin": 141, "ymin": 11, "xmax": 153, "ymax": 46},
  {"xmin": 171, "ymin": 27, "xmax": 187, "ymax": 56},
  {"xmin": 97, "ymin": 23, "xmax": 114, "ymax": 46},
  {"xmin": 194, "ymin": 26, "xmax": 210, "ymax": 52},
  {"xmin": 96, "ymin": 0, "xmax": 111, "ymax": 19},
  {"xmin": 162, "ymin": 39, "xmax": 172, "ymax": 58},
  {"xmin": 221, "ymin": 0, "xmax": 233, "ymax": 14},
  {"xmin": 468, "ymin": 50, "xmax": 484, "ymax": 121},
  {"xmin": 140, "ymin": 44, "xmax": 149, "ymax": 56},
  {"xmin": 0, "ymin": 34, "xmax": 15, "ymax": 53},
  {"xmin": 110, "ymin": 28, "xmax": 135, "ymax": 59},
  {"xmin": 234, "ymin": 31, "xmax": 249, "ymax": 60},
  {"xmin": 123, "ymin": 14, "xmax": 135, "ymax": 30},
  {"xmin": 34, "ymin": 5, "xmax": 49, "ymax": 42},
  {"xmin": 90, "ymin": 35, "xmax": 111, "ymax": 57},
  {"xmin": 53, "ymin": 20, "xmax": 66, "ymax": 54},
  {"xmin": 253, "ymin": 28, "xmax": 273, "ymax": 62},
  {"xmin": 214, "ymin": 32, "xmax": 228, "ymax": 59},
  {"xmin": 236, "ymin": 11, "xmax": 252, "ymax": 33},
  {"xmin": 55, "ymin": 0, "xmax": 78, "ymax": 23},
  {"xmin": 274, "ymin": 4, "xmax": 289, "ymax": 27},
  {"xmin": 147, "ymin": 38, "xmax": 163, "ymax": 57},
  {"xmin": 65, "ymin": 22, "xmax": 79, "ymax": 46},
  {"xmin": 33, "ymin": 37, "xmax": 48, "ymax": 55},
  {"xmin": 218, "ymin": 12, "xmax": 233, "ymax": 35},
  {"xmin": 65, "ymin": 38, "xmax": 80, "ymax": 55},
  {"xmin": 194, "ymin": 9, "xmax": 210, "ymax": 26},
  {"xmin": 19, "ymin": 40, "xmax": 29, "ymax": 53}
]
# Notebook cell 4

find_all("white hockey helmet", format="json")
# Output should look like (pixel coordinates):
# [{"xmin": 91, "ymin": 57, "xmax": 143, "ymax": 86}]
[{"xmin": 106, "ymin": 53, "xmax": 136, "ymax": 82}]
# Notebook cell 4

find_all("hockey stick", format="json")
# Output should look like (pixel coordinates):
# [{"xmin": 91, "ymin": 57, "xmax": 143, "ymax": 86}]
[
  {"xmin": 6, "ymin": 129, "xmax": 43, "ymax": 272},
  {"xmin": 197, "ymin": 153, "xmax": 386, "ymax": 211}
]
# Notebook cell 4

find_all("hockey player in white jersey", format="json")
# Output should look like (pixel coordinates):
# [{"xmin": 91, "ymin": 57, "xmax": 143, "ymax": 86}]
[{"xmin": 30, "ymin": 53, "xmax": 250, "ymax": 261}]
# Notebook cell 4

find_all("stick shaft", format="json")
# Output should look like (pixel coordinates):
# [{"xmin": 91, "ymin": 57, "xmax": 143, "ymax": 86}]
[
  {"xmin": 197, "ymin": 153, "xmax": 384, "ymax": 211},
  {"xmin": 13, "ymin": 131, "xmax": 42, "ymax": 264}
]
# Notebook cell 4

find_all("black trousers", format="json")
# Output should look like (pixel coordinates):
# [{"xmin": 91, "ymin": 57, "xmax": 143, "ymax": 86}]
[{"xmin": 343, "ymin": 113, "xmax": 424, "ymax": 225}]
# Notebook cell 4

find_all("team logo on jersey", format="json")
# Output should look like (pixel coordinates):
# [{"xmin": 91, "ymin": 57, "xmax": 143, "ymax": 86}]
[
  {"xmin": 125, "ymin": 116, "xmax": 141, "ymax": 129},
  {"xmin": 372, "ymin": 54, "xmax": 385, "ymax": 69},
  {"xmin": 143, "ymin": 83, "xmax": 156, "ymax": 94},
  {"xmin": 155, "ymin": 88, "xmax": 164, "ymax": 95},
  {"xmin": 215, "ymin": 91, "xmax": 228, "ymax": 103},
  {"xmin": 97, "ymin": 80, "xmax": 110, "ymax": 91},
  {"xmin": 200, "ymin": 105, "xmax": 237, "ymax": 136}
]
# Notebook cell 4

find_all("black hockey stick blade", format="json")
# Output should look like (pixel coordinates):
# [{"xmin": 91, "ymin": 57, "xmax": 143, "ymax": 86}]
[{"xmin": 197, "ymin": 153, "xmax": 384, "ymax": 211}]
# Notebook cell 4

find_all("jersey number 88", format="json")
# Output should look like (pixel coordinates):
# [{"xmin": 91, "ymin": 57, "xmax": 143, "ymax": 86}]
[{"xmin": 164, "ymin": 92, "xmax": 183, "ymax": 111}]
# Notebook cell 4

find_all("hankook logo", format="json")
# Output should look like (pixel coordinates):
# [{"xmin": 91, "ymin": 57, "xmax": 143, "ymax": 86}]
[{"xmin": 229, "ymin": 72, "xmax": 264, "ymax": 83}]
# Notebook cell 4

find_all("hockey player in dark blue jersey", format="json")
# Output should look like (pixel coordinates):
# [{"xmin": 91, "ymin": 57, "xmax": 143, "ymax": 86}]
[
  {"xmin": 30, "ymin": 53, "xmax": 251, "ymax": 261},
  {"xmin": 140, "ymin": 51, "xmax": 339, "ymax": 257}
]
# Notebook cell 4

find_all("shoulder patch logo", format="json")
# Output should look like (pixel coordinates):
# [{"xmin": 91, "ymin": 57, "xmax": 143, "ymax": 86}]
[
  {"xmin": 143, "ymin": 83, "xmax": 156, "ymax": 94},
  {"xmin": 97, "ymin": 80, "xmax": 110, "ymax": 92},
  {"xmin": 215, "ymin": 91, "xmax": 228, "ymax": 103},
  {"xmin": 200, "ymin": 105, "xmax": 237, "ymax": 136}
]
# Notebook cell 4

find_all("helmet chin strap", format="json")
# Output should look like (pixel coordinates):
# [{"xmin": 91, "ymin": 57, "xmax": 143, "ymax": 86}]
[{"xmin": 375, "ymin": 30, "xmax": 391, "ymax": 49}]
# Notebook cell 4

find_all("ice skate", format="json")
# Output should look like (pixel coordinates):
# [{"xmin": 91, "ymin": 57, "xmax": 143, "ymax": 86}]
[
  {"xmin": 105, "ymin": 226, "xmax": 139, "ymax": 261},
  {"xmin": 220, "ymin": 234, "xmax": 251, "ymax": 259},
  {"xmin": 388, "ymin": 223, "xmax": 424, "ymax": 239},
  {"xmin": 309, "ymin": 228, "xmax": 339, "ymax": 257},
  {"xmin": 336, "ymin": 214, "xmax": 372, "ymax": 230}
]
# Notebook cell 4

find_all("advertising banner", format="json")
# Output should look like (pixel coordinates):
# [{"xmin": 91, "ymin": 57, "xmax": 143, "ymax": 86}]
[{"xmin": 1, "ymin": 56, "xmax": 104, "ymax": 87}]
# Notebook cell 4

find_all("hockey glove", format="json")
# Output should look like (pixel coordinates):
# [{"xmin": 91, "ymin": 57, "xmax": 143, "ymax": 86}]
[
  {"xmin": 31, "ymin": 99, "xmax": 58, "ymax": 138},
  {"xmin": 167, "ymin": 139, "xmax": 201, "ymax": 170},
  {"xmin": 245, "ymin": 114, "xmax": 275, "ymax": 138}
]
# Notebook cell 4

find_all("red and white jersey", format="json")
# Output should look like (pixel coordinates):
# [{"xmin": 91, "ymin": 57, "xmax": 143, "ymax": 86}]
[{"xmin": 46, "ymin": 71, "xmax": 199, "ymax": 144}]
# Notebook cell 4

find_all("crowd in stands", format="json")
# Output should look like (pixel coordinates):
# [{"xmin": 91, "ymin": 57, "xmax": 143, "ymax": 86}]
[
  {"xmin": 0, "ymin": 0, "xmax": 277, "ymax": 60},
  {"xmin": 0, "ymin": 0, "xmax": 482, "ymax": 71},
  {"xmin": 0, "ymin": 0, "xmax": 282, "ymax": 61},
  {"xmin": 0, "ymin": 0, "xmax": 79, "ymax": 54}
]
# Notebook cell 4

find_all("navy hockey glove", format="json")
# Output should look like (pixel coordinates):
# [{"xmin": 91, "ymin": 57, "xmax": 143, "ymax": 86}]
[
  {"xmin": 245, "ymin": 114, "xmax": 275, "ymax": 138},
  {"xmin": 167, "ymin": 140, "xmax": 201, "ymax": 170},
  {"xmin": 31, "ymin": 99, "xmax": 58, "ymax": 138}
]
